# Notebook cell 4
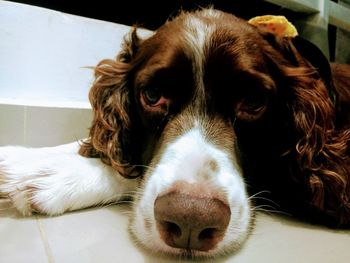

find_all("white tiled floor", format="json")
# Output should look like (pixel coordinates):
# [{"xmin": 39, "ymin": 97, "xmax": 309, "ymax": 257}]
[
  {"xmin": 1, "ymin": 201, "xmax": 350, "ymax": 263},
  {"xmin": 0, "ymin": 201, "xmax": 48, "ymax": 263},
  {"xmin": 36, "ymin": 205, "xmax": 141, "ymax": 263}
]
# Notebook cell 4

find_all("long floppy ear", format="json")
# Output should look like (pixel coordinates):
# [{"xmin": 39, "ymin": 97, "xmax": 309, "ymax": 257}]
[
  {"xmin": 291, "ymin": 37, "xmax": 336, "ymax": 105},
  {"xmin": 79, "ymin": 28, "xmax": 142, "ymax": 178},
  {"xmin": 267, "ymin": 36, "xmax": 350, "ymax": 222}
]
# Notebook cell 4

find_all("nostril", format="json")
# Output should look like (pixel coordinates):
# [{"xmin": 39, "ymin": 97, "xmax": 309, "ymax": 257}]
[
  {"xmin": 157, "ymin": 220, "xmax": 185, "ymax": 248},
  {"xmin": 198, "ymin": 227, "xmax": 217, "ymax": 240},
  {"xmin": 162, "ymin": 221, "xmax": 181, "ymax": 237}
]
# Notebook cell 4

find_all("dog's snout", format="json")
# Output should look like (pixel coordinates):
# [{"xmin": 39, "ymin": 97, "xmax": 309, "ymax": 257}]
[{"xmin": 154, "ymin": 189, "xmax": 231, "ymax": 251}]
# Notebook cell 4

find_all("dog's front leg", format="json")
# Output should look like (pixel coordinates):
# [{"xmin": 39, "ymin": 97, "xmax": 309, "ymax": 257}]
[{"xmin": 0, "ymin": 141, "xmax": 139, "ymax": 216}]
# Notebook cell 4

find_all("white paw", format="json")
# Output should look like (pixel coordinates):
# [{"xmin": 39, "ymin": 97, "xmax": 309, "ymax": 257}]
[
  {"xmin": 0, "ymin": 165, "xmax": 55, "ymax": 216},
  {"xmin": 0, "ymin": 145, "xmax": 79, "ymax": 216},
  {"xmin": 0, "ymin": 143, "xmax": 139, "ymax": 216}
]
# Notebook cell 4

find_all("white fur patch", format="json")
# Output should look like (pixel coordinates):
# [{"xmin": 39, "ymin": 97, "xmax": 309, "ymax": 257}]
[{"xmin": 183, "ymin": 14, "xmax": 216, "ymax": 99}]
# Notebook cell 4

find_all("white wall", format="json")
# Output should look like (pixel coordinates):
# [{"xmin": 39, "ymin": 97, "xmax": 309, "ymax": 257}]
[
  {"xmin": 0, "ymin": 1, "xmax": 150, "ymax": 146},
  {"xmin": 0, "ymin": 1, "xmax": 140, "ymax": 107}
]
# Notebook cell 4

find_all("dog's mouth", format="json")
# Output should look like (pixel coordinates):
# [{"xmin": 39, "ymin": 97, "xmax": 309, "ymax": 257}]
[
  {"xmin": 162, "ymin": 247, "xmax": 226, "ymax": 261},
  {"xmin": 133, "ymin": 237, "xmax": 249, "ymax": 262}
]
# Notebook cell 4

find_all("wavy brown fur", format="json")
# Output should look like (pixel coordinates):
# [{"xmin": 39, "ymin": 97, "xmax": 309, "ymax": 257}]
[
  {"xmin": 79, "ymin": 30, "xmax": 141, "ymax": 178},
  {"xmin": 285, "ymin": 66, "xmax": 350, "ymax": 224}
]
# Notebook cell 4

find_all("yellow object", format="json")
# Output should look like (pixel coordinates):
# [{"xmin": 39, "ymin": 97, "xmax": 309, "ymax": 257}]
[{"xmin": 248, "ymin": 15, "xmax": 298, "ymax": 38}]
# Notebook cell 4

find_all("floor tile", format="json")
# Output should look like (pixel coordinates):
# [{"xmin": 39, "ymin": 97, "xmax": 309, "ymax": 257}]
[
  {"xmin": 38, "ymin": 205, "xmax": 145, "ymax": 263},
  {"xmin": 235, "ymin": 212, "xmax": 350, "ymax": 263},
  {"xmin": 0, "ymin": 201, "xmax": 48, "ymax": 263}
]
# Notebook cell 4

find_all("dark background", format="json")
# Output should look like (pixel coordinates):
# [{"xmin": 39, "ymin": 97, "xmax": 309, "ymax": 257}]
[
  {"xmin": 6, "ymin": 0, "xmax": 350, "ymax": 63},
  {"xmin": 8, "ymin": 0, "xmax": 300, "ymax": 30}
]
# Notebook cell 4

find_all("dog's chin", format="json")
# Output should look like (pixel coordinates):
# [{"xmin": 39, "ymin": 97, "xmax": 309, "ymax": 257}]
[{"xmin": 133, "ymin": 246, "xmax": 232, "ymax": 261}]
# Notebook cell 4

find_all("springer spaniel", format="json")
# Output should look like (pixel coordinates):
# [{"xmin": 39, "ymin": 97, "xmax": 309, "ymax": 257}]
[{"xmin": 1, "ymin": 8, "xmax": 350, "ymax": 259}]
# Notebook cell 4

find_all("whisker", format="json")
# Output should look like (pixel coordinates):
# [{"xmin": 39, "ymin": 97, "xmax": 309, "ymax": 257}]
[
  {"xmin": 250, "ymin": 196, "xmax": 280, "ymax": 207},
  {"xmin": 248, "ymin": 190, "xmax": 280, "ymax": 207},
  {"xmin": 253, "ymin": 204, "xmax": 291, "ymax": 217},
  {"xmin": 252, "ymin": 204, "xmax": 277, "ymax": 212},
  {"xmin": 248, "ymin": 190, "xmax": 272, "ymax": 199},
  {"xmin": 119, "ymin": 209, "xmax": 133, "ymax": 216}
]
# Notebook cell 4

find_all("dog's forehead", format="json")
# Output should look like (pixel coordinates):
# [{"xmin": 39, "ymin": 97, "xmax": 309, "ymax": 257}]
[
  {"xmin": 180, "ymin": 10, "xmax": 247, "ymax": 45},
  {"xmin": 138, "ymin": 9, "xmax": 262, "ymax": 71},
  {"xmin": 170, "ymin": 9, "xmax": 257, "ymax": 50}
]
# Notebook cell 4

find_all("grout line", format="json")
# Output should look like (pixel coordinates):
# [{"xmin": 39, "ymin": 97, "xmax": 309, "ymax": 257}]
[
  {"xmin": 23, "ymin": 106, "xmax": 27, "ymax": 145},
  {"xmin": 36, "ymin": 216, "xmax": 55, "ymax": 263}
]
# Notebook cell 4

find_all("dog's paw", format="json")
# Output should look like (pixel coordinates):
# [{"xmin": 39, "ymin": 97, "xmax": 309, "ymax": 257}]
[
  {"xmin": 0, "ymin": 143, "xmax": 136, "ymax": 216},
  {"xmin": 0, "ymin": 166, "xmax": 52, "ymax": 216},
  {"xmin": 0, "ymin": 143, "xmax": 91, "ymax": 216},
  {"xmin": 0, "ymin": 147, "xmax": 69, "ymax": 216}
]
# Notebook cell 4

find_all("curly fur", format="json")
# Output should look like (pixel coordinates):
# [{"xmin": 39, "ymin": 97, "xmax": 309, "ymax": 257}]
[{"xmin": 79, "ymin": 30, "xmax": 142, "ymax": 178}]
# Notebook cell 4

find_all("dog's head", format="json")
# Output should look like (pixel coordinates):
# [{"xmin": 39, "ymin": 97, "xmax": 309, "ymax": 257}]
[{"xmin": 80, "ymin": 8, "xmax": 338, "ymax": 259}]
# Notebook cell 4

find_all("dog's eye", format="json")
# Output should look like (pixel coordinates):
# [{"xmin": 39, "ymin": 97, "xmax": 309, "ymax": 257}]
[
  {"xmin": 234, "ymin": 92, "xmax": 268, "ymax": 121},
  {"xmin": 242, "ymin": 94, "xmax": 267, "ymax": 113},
  {"xmin": 140, "ymin": 86, "xmax": 169, "ymax": 114},
  {"xmin": 142, "ymin": 87, "xmax": 162, "ymax": 105}
]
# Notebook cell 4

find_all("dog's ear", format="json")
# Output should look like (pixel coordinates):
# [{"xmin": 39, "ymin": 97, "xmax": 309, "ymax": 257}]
[
  {"xmin": 291, "ymin": 37, "xmax": 336, "ymax": 104},
  {"xmin": 265, "ymin": 35, "xmax": 349, "ymax": 215},
  {"xmin": 118, "ymin": 27, "xmax": 142, "ymax": 63},
  {"xmin": 79, "ymin": 28, "xmax": 142, "ymax": 178}
]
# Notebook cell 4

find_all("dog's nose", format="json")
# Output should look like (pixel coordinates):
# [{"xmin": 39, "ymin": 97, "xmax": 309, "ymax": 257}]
[{"xmin": 154, "ymin": 190, "xmax": 231, "ymax": 251}]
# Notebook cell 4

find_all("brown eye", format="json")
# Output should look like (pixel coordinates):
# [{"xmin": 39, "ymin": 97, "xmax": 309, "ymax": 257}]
[
  {"xmin": 241, "ymin": 93, "xmax": 267, "ymax": 113},
  {"xmin": 234, "ymin": 92, "xmax": 268, "ymax": 121},
  {"xmin": 143, "ymin": 87, "xmax": 162, "ymax": 105},
  {"xmin": 140, "ymin": 86, "xmax": 169, "ymax": 113}
]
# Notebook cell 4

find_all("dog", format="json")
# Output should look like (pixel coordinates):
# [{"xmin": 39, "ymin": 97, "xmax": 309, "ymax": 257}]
[{"xmin": 1, "ymin": 7, "xmax": 349, "ymax": 259}]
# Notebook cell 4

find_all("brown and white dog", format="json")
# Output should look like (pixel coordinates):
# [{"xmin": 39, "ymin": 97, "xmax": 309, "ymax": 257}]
[{"xmin": 1, "ymin": 8, "xmax": 350, "ymax": 259}]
